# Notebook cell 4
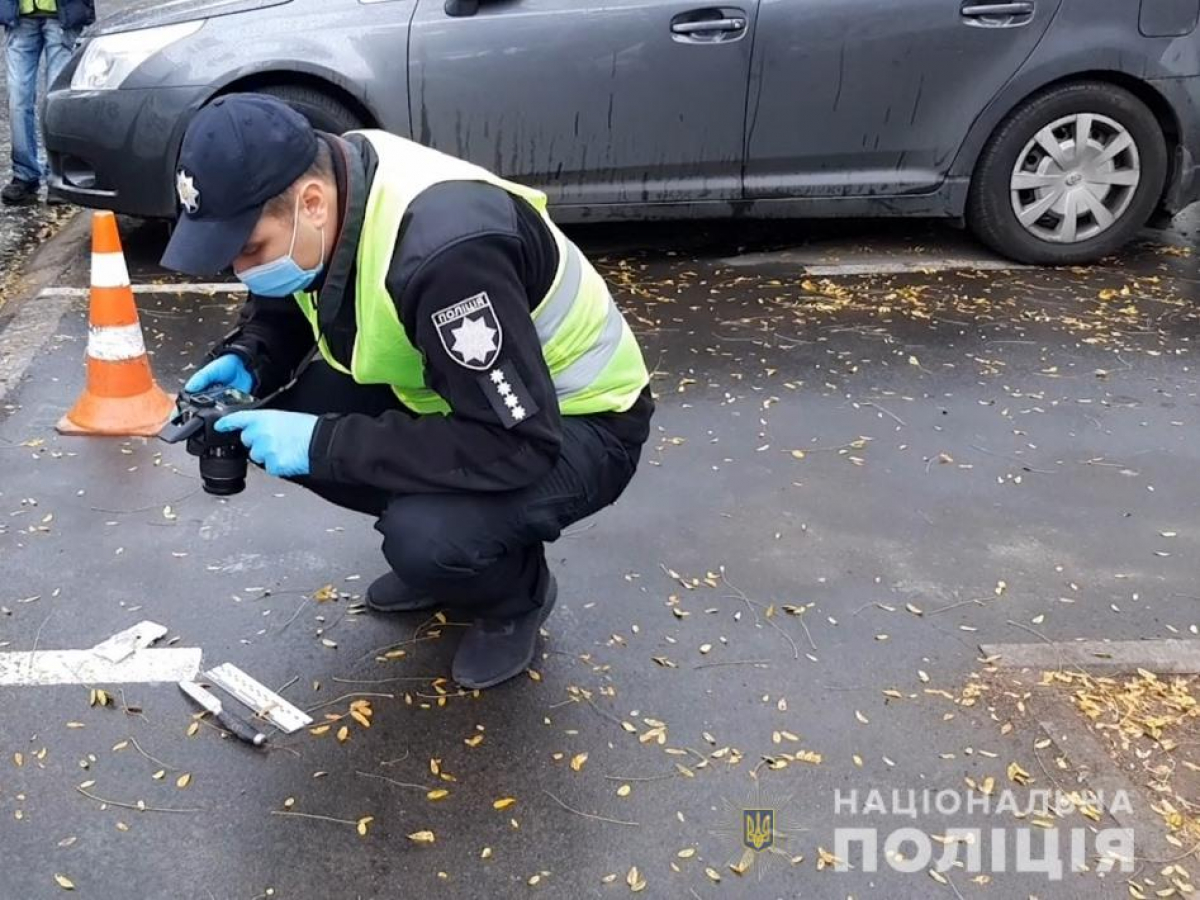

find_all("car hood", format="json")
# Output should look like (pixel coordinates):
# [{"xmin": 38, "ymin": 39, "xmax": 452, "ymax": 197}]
[{"xmin": 92, "ymin": 0, "xmax": 292, "ymax": 35}]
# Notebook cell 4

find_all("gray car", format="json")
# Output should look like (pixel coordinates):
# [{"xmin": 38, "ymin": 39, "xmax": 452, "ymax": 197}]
[{"xmin": 44, "ymin": 0, "xmax": 1200, "ymax": 265}]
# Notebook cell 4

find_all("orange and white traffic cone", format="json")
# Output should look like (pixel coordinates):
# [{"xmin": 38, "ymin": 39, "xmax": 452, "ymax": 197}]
[{"xmin": 56, "ymin": 211, "xmax": 174, "ymax": 437}]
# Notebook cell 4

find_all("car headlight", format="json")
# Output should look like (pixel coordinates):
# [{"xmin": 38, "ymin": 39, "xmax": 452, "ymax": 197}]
[{"xmin": 71, "ymin": 20, "xmax": 204, "ymax": 91}]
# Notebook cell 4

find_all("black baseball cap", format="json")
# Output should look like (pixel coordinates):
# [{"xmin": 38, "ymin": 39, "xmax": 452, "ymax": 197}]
[{"xmin": 160, "ymin": 93, "xmax": 319, "ymax": 277}]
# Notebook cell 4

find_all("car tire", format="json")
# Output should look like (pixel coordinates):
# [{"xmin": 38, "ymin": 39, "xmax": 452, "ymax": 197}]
[
  {"xmin": 254, "ymin": 84, "xmax": 366, "ymax": 136},
  {"xmin": 966, "ymin": 81, "xmax": 1167, "ymax": 265}
]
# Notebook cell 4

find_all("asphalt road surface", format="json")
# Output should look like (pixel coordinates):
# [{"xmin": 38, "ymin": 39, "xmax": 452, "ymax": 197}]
[{"xmin": 0, "ymin": 210, "xmax": 1198, "ymax": 898}]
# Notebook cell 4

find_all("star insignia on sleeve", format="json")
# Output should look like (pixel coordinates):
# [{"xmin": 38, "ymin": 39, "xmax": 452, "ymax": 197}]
[
  {"xmin": 450, "ymin": 316, "xmax": 499, "ymax": 366},
  {"xmin": 476, "ymin": 361, "xmax": 539, "ymax": 429}
]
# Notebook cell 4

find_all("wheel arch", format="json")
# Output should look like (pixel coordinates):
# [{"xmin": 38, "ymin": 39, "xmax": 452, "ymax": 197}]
[
  {"xmin": 211, "ymin": 68, "xmax": 382, "ymax": 131},
  {"xmin": 951, "ymin": 69, "xmax": 1181, "ymax": 215}
]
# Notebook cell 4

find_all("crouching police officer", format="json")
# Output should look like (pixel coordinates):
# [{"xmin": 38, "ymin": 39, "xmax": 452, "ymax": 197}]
[{"xmin": 161, "ymin": 94, "xmax": 654, "ymax": 690}]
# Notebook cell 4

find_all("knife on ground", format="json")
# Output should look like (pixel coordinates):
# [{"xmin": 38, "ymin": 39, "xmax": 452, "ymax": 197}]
[{"xmin": 179, "ymin": 680, "xmax": 268, "ymax": 747}]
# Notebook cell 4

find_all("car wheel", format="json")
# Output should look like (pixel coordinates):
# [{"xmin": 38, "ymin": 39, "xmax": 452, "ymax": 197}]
[
  {"xmin": 966, "ymin": 81, "xmax": 1167, "ymax": 265},
  {"xmin": 254, "ymin": 84, "xmax": 366, "ymax": 135}
]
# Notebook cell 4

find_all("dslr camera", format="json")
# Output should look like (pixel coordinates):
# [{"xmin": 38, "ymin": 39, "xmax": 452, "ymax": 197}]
[{"xmin": 159, "ymin": 386, "xmax": 259, "ymax": 496}]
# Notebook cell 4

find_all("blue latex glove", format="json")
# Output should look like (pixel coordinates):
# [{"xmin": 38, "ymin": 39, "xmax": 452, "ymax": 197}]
[
  {"xmin": 214, "ymin": 410, "xmax": 318, "ymax": 478},
  {"xmin": 185, "ymin": 354, "xmax": 254, "ymax": 394}
]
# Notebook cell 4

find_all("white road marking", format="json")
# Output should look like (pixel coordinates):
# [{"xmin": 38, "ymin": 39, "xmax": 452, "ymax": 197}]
[
  {"xmin": 979, "ymin": 639, "xmax": 1200, "ymax": 674},
  {"xmin": 803, "ymin": 259, "xmax": 1032, "ymax": 276},
  {"xmin": 0, "ymin": 649, "xmax": 202, "ymax": 686}
]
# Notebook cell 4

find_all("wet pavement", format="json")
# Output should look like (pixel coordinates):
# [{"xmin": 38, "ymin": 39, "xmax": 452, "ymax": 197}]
[{"xmin": 1, "ymin": 214, "xmax": 1199, "ymax": 900}]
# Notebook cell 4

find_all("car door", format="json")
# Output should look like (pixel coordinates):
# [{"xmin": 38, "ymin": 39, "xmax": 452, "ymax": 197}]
[
  {"xmin": 744, "ymin": 0, "xmax": 1063, "ymax": 199},
  {"xmin": 409, "ymin": 0, "xmax": 760, "ymax": 206}
]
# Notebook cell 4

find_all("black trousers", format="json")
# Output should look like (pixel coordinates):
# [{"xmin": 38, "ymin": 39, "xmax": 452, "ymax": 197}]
[{"xmin": 269, "ymin": 363, "xmax": 643, "ymax": 619}]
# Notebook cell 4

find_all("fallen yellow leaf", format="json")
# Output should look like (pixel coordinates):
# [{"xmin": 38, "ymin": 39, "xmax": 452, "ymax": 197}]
[{"xmin": 627, "ymin": 866, "xmax": 646, "ymax": 892}]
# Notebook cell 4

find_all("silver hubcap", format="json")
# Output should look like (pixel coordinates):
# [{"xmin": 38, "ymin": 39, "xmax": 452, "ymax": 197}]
[{"xmin": 1010, "ymin": 113, "xmax": 1141, "ymax": 244}]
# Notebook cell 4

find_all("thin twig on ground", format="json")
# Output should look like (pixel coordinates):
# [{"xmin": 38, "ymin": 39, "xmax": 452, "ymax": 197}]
[
  {"xmin": 88, "ymin": 487, "xmax": 201, "ymax": 515},
  {"xmin": 355, "ymin": 771, "xmax": 431, "ymax": 792},
  {"xmin": 76, "ymin": 786, "xmax": 200, "ymax": 814},
  {"xmin": 270, "ymin": 810, "xmax": 359, "ymax": 827},
  {"xmin": 542, "ymin": 789, "xmax": 639, "ymax": 827},
  {"xmin": 863, "ymin": 401, "xmax": 906, "ymax": 427},
  {"xmin": 694, "ymin": 659, "xmax": 771, "ymax": 670},
  {"xmin": 720, "ymin": 573, "xmax": 766, "ymax": 628},
  {"xmin": 602, "ymin": 772, "xmax": 677, "ymax": 783},
  {"xmin": 278, "ymin": 597, "xmax": 310, "ymax": 632},
  {"xmin": 925, "ymin": 598, "xmax": 988, "ymax": 616},
  {"xmin": 332, "ymin": 675, "xmax": 442, "ymax": 685},
  {"xmin": 305, "ymin": 692, "xmax": 395, "ymax": 714},
  {"xmin": 128, "ymin": 737, "xmax": 175, "ymax": 771}
]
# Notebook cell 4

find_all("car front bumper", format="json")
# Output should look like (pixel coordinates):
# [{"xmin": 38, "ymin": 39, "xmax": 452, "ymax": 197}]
[{"xmin": 44, "ymin": 84, "xmax": 209, "ymax": 219}]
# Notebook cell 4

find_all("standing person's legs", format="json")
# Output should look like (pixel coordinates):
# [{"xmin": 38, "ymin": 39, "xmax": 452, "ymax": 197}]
[
  {"xmin": 4, "ymin": 18, "xmax": 44, "ymax": 197},
  {"xmin": 39, "ymin": 20, "xmax": 79, "ymax": 204},
  {"xmin": 41, "ymin": 19, "xmax": 77, "ymax": 89}
]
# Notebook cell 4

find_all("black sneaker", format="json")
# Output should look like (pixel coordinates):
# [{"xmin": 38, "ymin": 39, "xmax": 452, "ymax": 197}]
[
  {"xmin": 452, "ymin": 574, "xmax": 558, "ymax": 690},
  {"xmin": 365, "ymin": 571, "xmax": 439, "ymax": 613},
  {"xmin": 1, "ymin": 179, "xmax": 38, "ymax": 206}
]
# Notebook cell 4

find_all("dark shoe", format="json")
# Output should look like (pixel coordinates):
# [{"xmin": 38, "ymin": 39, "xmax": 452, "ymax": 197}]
[
  {"xmin": 365, "ymin": 571, "xmax": 439, "ymax": 613},
  {"xmin": 452, "ymin": 574, "xmax": 558, "ymax": 690},
  {"xmin": 1, "ymin": 179, "xmax": 38, "ymax": 206}
]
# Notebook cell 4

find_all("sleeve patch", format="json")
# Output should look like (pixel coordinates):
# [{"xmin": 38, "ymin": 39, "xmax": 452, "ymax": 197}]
[
  {"xmin": 432, "ymin": 292, "xmax": 503, "ymax": 370},
  {"xmin": 478, "ymin": 361, "xmax": 540, "ymax": 429}
]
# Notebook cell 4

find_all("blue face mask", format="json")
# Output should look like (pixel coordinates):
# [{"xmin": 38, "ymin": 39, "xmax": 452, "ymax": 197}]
[{"xmin": 236, "ymin": 194, "xmax": 325, "ymax": 297}]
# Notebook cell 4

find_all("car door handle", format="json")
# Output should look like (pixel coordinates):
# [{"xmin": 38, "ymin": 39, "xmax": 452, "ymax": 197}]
[
  {"xmin": 671, "ymin": 17, "xmax": 746, "ymax": 35},
  {"xmin": 962, "ymin": 1, "xmax": 1035, "ymax": 24}
]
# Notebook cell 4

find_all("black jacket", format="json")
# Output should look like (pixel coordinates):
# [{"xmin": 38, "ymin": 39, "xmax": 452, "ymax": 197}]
[{"xmin": 215, "ymin": 134, "xmax": 653, "ymax": 496}]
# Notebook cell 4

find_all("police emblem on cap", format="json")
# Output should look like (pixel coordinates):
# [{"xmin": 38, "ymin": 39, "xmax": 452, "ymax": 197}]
[
  {"xmin": 176, "ymin": 169, "xmax": 200, "ymax": 214},
  {"xmin": 432, "ymin": 292, "xmax": 503, "ymax": 371}
]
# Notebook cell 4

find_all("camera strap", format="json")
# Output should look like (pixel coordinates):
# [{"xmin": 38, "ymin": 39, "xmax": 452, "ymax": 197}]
[
  {"xmin": 210, "ymin": 296, "xmax": 329, "ymax": 412},
  {"xmin": 250, "ymin": 341, "xmax": 323, "ymax": 412}
]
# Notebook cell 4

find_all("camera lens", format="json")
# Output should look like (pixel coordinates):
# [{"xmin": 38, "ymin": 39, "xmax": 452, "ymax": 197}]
[{"xmin": 199, "ymin": 447, "xmax": 248, "ymax": 496}]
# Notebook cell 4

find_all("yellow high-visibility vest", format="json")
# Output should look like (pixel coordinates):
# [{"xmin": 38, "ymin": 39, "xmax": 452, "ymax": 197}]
[
  {"xmin": 293, "ymin": 131, "xmax": 650, "ymax": 417},
  {"xmin": 19, "ymin": 0, "xmax": 58, "ymax": 15}
]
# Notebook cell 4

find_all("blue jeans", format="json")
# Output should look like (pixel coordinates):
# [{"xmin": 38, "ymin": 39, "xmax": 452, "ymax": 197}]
[{"xmin": 5, "ymin": 16, "xmax": 78, "ymax": 184}]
